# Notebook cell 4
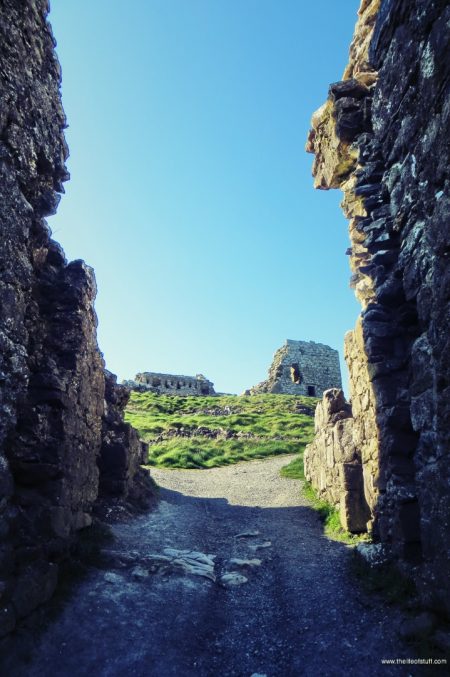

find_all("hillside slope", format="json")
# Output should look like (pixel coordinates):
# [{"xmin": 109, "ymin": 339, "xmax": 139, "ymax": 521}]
[{"xmin": 125, "ymin": 392, "xmax": 317, "ymax": 468}]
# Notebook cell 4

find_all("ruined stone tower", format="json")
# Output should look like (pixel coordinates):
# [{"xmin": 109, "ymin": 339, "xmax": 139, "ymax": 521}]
[{"xmin": 249, "ymin": 339, "xmax": 342, "ymax": 397}]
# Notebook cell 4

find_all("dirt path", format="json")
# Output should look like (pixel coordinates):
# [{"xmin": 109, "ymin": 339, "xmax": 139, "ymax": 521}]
[{"xmin": 2, "ymin": 456, "xmax": 418, "ymax": 676}]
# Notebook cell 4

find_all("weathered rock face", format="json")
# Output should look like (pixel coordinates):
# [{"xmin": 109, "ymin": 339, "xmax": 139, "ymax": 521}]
[
  {"xmin": 304, "ymin": 389, "xmax": 370, "ymax": 533},
  {"xmin": 0, "ymin": 1, "xmax": 154, "ymax": 636},
  {"xmin": 127, "ymin": 371, "xmax": 216, "ymax": 396},
  {"xmin": 306, "ymin": 0, "xmax": 450, "ymax": 616},
  {"xmin": 99, "ymin": 371, "xmax": 153, "ymax": 507},
  {"xmin": 248, "ymin": 339, "xmax": 342, "ymax": 397}
]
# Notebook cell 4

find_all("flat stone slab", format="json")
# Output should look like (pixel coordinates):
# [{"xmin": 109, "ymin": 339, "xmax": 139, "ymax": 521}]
[
  {"xmin": 228, "ymin": 558, "xmax": 262, "ymax": 569},
  {"xmin": 220, "ymin": 572, "xmax": 248, "ymax": 587}
]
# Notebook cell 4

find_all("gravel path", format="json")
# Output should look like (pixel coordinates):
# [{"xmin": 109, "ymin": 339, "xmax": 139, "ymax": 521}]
[{"xmin": 2, "ymin": 456, "xmax": 420, "ymax": 676}]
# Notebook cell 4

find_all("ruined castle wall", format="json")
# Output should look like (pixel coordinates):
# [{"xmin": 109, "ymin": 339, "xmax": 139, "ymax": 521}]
[
  {"xmin": 0, "ymin": 1, "xmax": 154, "ymax": 636},
  {"xmin": 307, "ymin": 0, "xmax": 450, "ymax": 615},
  {"xmin": 133, "ymin": 372, "xmax": 216, "ymax": 396},
  {"xmin": 250, "ymin": 340, "xmax": 342, "ymax": 397}
]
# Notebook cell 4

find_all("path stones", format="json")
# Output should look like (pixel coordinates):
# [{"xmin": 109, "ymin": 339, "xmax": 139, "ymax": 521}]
[
  {"xmin": 103, "ymin": 573, "xmax": 123, "ymax": 585},
  {"xmin": 235, "ymin": 530, "xmax": 260, "ymax": 539},
  {"xmin": 163, "ymin": 548, "xmax": 215, "ymax": 567},
  {"xmin": 220, "ymin": 573, "xmax": 248, "ymax": 587},
  {"xmin": 102, "ymin": 535, "xmax": 271, "ymax": 588},
  {"xmin": 228, "ymin": 558, "xmax": 262, "ymax": 569},
  {"xmin": 249, "ymin": 541, "xmax": 272, "ymax": 552},
  {"xmin": 131, "ymin": 566, "xmax": 150, "ymax": 581},
  {"xmin": 156, "ymin": 548, "xmax": 217, "ymax": 581},
  {"xmin": 146, "ymin": 550, "xmax": 217, "ymax": 581}
]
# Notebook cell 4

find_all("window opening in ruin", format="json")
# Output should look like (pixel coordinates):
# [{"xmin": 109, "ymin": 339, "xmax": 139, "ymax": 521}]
[
  {"xmin": 290, "ymin": 363, "xmax": 302, "ymax": 384},
  {"xmin": 308, "ymin": 386, "xmax": 316, "ymax": 397}
]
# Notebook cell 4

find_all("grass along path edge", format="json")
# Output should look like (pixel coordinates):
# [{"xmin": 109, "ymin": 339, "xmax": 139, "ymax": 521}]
[{"xmin": 280, "ymin": 454, "xmax": 370, "ymax": 546}]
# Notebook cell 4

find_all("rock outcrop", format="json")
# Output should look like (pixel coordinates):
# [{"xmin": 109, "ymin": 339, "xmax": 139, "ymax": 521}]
[
  {"xmin": 99, "ymin": 371, "xmax": 154, "ymax": 507},
  {"xmin": 248, "ymin": 339, "xmax": 342, "ymax": 397},
  {"xmin": 125, "ymin": 371, "xmax": 216, "ymax": 396},
  {"xmin": 0, "ymin": 1, "xmax": 154, "ymax": 637},
  {"xmin": 306, "ymin": 0, "xmax": 450, "ymax": 616}
]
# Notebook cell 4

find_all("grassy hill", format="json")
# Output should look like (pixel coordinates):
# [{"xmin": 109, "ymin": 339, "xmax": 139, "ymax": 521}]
[{"xmin": 125, "ymin": 392, "xmax": 317, "ymax": 469}]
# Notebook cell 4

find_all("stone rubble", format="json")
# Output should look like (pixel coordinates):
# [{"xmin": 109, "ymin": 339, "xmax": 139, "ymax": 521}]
[
  {"xmin": 249, "ymin": 542, "xmax": 272, "ymax": 552},
  {"xmin": 235, "ymin": 530, "xmax": 261, "ymax": 539},
  {"xmin": 228, "ymin": 558, "xmax": 262, "ymax": 569},
  {"xmin": 220, "ymin": 572, "xmax": 248, "ymax": 587},
  {"xmin": 99, "ymin": 534, "xmax": 272, "ymax": 589}
]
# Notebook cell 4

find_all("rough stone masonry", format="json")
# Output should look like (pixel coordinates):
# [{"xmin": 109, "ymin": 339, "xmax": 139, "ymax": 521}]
[
  {"xmin": 248, "ymin": 339, "xmax": 342, "ymax": 397},
  {"xmin": 305, "ymin": 0, "xmax": 450, "ymax": 617},
  {"xmin": 125, "ymin": 371, "xmax": 216, "ymax": 396},
  {"xmin": 0, "ymin": 0, "xmax": 154, "ymax": 638}
]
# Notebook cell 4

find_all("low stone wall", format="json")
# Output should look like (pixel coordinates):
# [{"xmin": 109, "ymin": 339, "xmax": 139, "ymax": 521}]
[{"xmin": 304, "ymin": 390, "xmax": 370, "ymax": 533}]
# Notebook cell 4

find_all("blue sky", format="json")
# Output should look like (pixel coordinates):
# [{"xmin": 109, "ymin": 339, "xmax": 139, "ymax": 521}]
[{"xmin": 49, "ymin": 0, "xmax": 360, "ymax": 395}]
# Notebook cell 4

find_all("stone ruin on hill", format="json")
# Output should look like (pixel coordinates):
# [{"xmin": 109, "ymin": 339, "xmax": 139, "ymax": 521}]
[
  {"xmin": 247, "ymin": 339, "xmax": 342, "ymax": 398},
  {"xmin": 125, "ymin": 372, "xmax": 216, "ymax": 396},
  {"xmin": 305, "ymin": 0, "xmax": 450, "ymax": 619}
]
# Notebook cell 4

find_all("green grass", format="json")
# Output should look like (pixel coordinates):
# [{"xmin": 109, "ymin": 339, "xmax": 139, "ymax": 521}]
[
  {"xmin": 279, "ymin": 454, "xmax": 305, "ymax": 479},
  {"xmin": 303, "ymin": 483, "xmax": 370, "ymax": 544},
  {"xmin": 125, "ymin": 392, "xmax": 317, "ymax": 469},
  {"xmin": 144, "ymin": 437, "xmax": 303, "ymax": 469}
]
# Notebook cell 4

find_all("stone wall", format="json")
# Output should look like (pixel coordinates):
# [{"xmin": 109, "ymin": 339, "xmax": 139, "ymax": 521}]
[
  {"xmin": 249, "ymin": 339, "xmax": 342, "ymax": 397},
  {"xmin": 127, "ymin": 371, "xmax": 216, "ymax": 396},
  {"xmin": 0, "ymin": 1, "xmax": 154, "ymax": 637},
  {"xmin": 304, "ymin": 389, "xmax": 370, "ymax": 533},
  {"xmin": 306, "ymin": 0, "xmax": 450, "ymax": 616}
]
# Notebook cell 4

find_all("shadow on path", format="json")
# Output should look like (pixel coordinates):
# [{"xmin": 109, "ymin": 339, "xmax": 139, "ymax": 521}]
[{"xmin": 0, "ymin": 459, "xmax": 425, "ymax": 677}]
